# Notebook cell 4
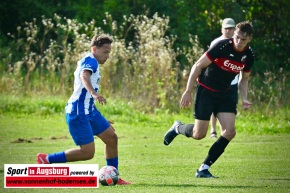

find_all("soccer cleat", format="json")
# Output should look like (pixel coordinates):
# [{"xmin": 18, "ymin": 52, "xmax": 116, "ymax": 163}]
[
  {"xmin": 163, "ymin": 120, "xmax": 182, "ymax": 146},
  {"xmin": 117, "ymin": 178, "xmax": 132, "ymax": 185},
  {"xmin": 36, "ymin": 153, "xmax": 50, "ymax": 164},
  {"xmin": 195, "ymin": 169, "xmax": 218, "ymax": 178}
]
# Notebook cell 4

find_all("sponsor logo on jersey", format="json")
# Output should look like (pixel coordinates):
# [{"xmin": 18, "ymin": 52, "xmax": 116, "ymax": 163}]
[
  {"xmin": 214, "ymin": 58, "xmax": 245, "ymax": 73},
  {"xmin": 223, "ymin": 60, "xmax": 245, "ymax": 72}
]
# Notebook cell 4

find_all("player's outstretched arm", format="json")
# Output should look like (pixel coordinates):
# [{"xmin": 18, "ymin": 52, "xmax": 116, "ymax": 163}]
[
  {"xmin": 239, "ymin": 71, "xmax": 252, "ymax": 110},
  {"xmin": 180, "ymin": 53, "xmax": 211, "ymax": 108}
]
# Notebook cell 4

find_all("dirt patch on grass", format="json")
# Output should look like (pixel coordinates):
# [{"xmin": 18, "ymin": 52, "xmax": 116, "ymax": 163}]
[{"xmin": 11, "ymin": 136, "xmax": 69, "ymax": 143}]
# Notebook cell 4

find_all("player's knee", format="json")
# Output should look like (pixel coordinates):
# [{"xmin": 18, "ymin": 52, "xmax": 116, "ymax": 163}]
[
  {"xmin": 192, "ymin": 126, "xmax": 207, "ymax": 140},
  {"xmin": 81, "ymin": 145, "xmax": 95, "ymax": 160},
  {"xmin": 83, "ymin": 150, "xmax": 95, "ymax": 160},
  {"xmin": 193, "ymin": 132, "xmax": 206, "ymax": 140},
  {"xmin": 230, "ymin": 130, "xmax": 236, "ymax": 138},
  {"xmin": 86, "ymin": 152, "xmax": 95, "ymax": 160},
  {"xmin": 106, "ymin": 133, "xmax": 118, "ymax": 145},
  {"xmin": 112, "ymin": 133, "xmax": 118, "ymax": 142},
  {"xmin": 224, "ymin": 129, "xmax": 236, "ymax": 140}
]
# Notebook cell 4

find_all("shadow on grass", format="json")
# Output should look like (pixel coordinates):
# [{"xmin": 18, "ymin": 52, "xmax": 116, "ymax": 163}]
[
  {"xmin": 136, "ymin": 183, "xmax": 264, "ymax": 189},
  {"xmin": 259, "ymin": 178, "xmax": 290, "ymax": 181}
]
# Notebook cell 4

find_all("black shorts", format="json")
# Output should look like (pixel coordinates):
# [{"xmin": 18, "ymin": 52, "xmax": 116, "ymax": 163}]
[{"xmin": 194, "ymin": 84, "xmax": 237, "ymax": 120}]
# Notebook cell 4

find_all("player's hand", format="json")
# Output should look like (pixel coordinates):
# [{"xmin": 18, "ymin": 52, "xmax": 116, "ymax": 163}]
[
  {"xmin": 93, "ymin": 93, "xmax": 107, "ymax": 105},
  {"xmin": 108, "ymin": 120, "xmax": 115, "ymax": 131},
  {"xmin": 242, "ymin": 99, "xmax": 252, "ymax": 110},
  {"xmin": 180, "ymin": 90, "xmax": 192, "ymax": 108}
]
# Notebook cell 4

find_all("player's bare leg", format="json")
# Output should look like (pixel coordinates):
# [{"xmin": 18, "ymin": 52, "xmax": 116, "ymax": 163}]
[
  {"xmin": 37, "ymin": 142, "xmax": 95, "ymax": 164},
  {"xmin": 97, "ymin": 126, "xmax": 118, "ymax": 159},
  {"xmin": 191, "ymin": 119, "xmax": 209, "ymax": 139},
  {"xmin": 210, "ymin": 114, "xmax": 218, "ymax": 138},
  {"xmin": 64, "ymin": 142, "xmax": 95, "ymax": 161},
  {"xmin": 217, "ymin": 112, "xmax": 236, "ymax": 140},
  {"xmin": 98, "ymin": 126, "xmax": 132, "ymax": 185},
  {"xmin": 164, "ymin": 119, "xmax": 209, "ymax": 145}
]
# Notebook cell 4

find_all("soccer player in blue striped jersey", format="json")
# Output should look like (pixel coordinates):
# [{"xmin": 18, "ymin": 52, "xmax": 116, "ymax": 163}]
[{"xmin": 37, "ymin": 34, "xmax": 131, "ymax": 185}]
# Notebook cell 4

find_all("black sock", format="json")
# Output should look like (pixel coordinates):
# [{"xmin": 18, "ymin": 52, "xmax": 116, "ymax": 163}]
[
  {"xmin": 177, "ymin": 124, "xmax": 194, "ymax": 137},
  {"xmin": 203, "ymin": 136, "xmax": 230, "ymax": 166}
]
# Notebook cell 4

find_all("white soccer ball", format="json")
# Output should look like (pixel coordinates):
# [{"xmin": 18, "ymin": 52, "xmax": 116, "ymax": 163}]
[{"xmin": 99, "ymin": 166, "xmax": 119, "ymax": 186}]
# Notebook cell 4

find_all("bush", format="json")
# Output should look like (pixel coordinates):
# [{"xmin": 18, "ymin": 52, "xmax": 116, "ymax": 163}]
[
  {"xmin": 0, "ymin": 13, "xmax": 203, "ymax": 112},
  {"xmin": 0, "ymin": 13, "xmax": 289, "ymax": 113}
]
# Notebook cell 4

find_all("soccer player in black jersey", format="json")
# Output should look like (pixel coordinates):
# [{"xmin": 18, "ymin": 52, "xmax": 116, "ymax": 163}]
[{"xmin": 164, "ymin": 21, "xmax": 255, "ymax": 178}]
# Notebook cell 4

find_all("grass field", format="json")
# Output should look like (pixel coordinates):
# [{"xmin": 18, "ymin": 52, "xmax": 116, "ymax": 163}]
[{"xmin": 1, "ymin": 110, "xmax": 290, "ymax": 193}]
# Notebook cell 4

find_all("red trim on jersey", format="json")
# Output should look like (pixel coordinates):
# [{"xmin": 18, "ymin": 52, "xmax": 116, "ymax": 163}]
[
  {"xmin": 197, "ymin": 79, "xmax": 230, "ymax": 92},
  {"xmin": 206, "ymin": 52, "xmax": 213, "ymax": 62}
]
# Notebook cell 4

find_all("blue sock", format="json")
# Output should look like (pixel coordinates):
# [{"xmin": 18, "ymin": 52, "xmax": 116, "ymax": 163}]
[
  {"xmin": 47, "ymin": 152, "xmax": 67, "ymax": 163},
  {"xmin": 106, "ymin": 157, "xmax": 118, "ymax": 170}
]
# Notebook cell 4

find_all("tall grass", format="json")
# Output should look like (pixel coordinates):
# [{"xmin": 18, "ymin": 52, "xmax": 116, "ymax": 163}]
[
  {"xmin": 0, "ymin": 13, "xmax": 289, "ymax": 112},
  {"xmin": 248, "ymin": 68, "xmax": 289, "ymax": 112},
  {"xmin": 1, "ymin": 94, "xmax": 289, "ymax": 135}
]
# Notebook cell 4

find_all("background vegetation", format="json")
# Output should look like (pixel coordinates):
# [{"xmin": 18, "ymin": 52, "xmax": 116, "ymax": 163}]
[
  {"xmin": 0, "ymin": 2, "xmax": 289, "ymax": 192},
  {"xmin": 0, "ymin": 0, "xmax": 289, "ymax": 112}
]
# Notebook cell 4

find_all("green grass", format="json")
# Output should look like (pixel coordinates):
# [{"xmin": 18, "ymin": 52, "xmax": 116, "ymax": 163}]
[{"xmin": 0, "ymin": 97, "xmax": 290, "ymax": 193}]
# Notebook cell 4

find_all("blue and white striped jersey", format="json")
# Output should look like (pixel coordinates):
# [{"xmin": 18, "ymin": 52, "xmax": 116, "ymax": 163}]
[{"xmin": 65, "ymin": 53, "xmax": 101, "ymax": 115}]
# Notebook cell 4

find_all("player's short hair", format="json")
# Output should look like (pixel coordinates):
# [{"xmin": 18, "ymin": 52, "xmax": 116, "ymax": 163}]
[
  {"xmin": 91, "ymin": 34, "xmax": 113, "ymax": 47},
  {"xmin": 236, "ymin": 21, "xmax": 253, "ymax": 37}
]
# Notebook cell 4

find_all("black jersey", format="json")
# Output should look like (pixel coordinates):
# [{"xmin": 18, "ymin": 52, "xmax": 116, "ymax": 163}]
[{"xmin": 198, "ymin": 38, "xmax": 255, "ymax": 92}]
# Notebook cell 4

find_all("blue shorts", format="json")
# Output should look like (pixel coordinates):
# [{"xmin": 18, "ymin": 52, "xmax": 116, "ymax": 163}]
[{"xmin": 66, "ymin": 110, "xmax": 110, "ymax": 146}]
